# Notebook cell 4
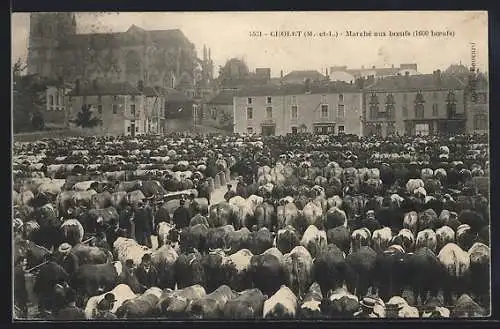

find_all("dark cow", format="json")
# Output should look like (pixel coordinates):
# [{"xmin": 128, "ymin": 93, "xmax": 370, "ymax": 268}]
[
  {"xmin": 180, "ymin": 224, "xmax": 209, "ymax": 254},
  {"xmin": 275, "ymin": 226, "xmax": 301, "ymax": 254},
  {"xmin": 247, "ymin": 227, "xmax": 274, "ymax": 255},
  {"xmin": 209, "ymin": 202, "xmax": 235, "ymax": 228},
  {"xmin": 222, "ymin": 249, "xmax": 254, "ymax": 291},
  {"xmin": 327, "ymin": 226, "xmax": 350, "ymax": 255},
  {"xmin": 374, "ymin": 245, "xmax": 407, "ymax": 301},
  {"xmin": 254, "ymin": 203, "xmax": 275, "ymax": 230},
  {"xmin": 249, "ymin": 250, "xmax": 287, "ymax": 297},
  {"xmin": 174, "ymin": 250, "xmax": 205, "ymax": 289},
  {"xmin": 71, "ymin": 243, "xmax": 113, "ymax": 265},
  {"xmin": 223, "ymin": 288, "xmax": 266, "ymax": 319},
  {"xmin": 468, "ymin": 242, "xmax": 490, "ymax": 307},
  {"xmin": 321, "ymin": 287, "xmax": 360, "ymax": 318},
  {"xmin": 202, "ymin": 249, "xmax": 229, "ymax": 293},
  {"xmin": 224, "ymin": 227, "xmax": 251, "ymax": 254},
  {"xmin": 314, "ymin": 244, "xmax": 346, "ymax": 296},
  {"xmin": 405, "ymin": 247, "xmax": 443, "ymax": 305},
  {"xmin": 116, "ymin": 288, "xmax": 162, "ymax": 319},
  {"xmin": 206, "ymin": 225, "xmax": 234, "ymax": 250},
  {"xmin": 345, "ymin": 246, "xmax": 377, "ymax": 298}
]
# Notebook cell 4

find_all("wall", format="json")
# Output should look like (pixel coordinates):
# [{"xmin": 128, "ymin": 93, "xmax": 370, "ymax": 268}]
[
  {"xmin": 364, "ymin": 89, "xmax": 466, "ymax": 136},
  {"xmin": 203, "ymin": 103, "xmax": 235, "ymax": 131},
  {"xmin": 466, "ymin": 89, "xmax": 489, "ymax": 134},
  {"xmin": 44, "ymin": 86, "xmax": 69, "ymax": 128},
  {"xmin": 234, "ymin": 92, "xmax": 363, "ymax": 135}
]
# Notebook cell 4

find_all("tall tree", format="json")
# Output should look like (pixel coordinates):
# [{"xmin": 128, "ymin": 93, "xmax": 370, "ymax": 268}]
[
  {"xmin": 13, "ymin": 58, "xmax": 47, "ymax": 132},
  {"xmin": 70, "ymin": 104, "xmax": 102, "ymax": 128}
]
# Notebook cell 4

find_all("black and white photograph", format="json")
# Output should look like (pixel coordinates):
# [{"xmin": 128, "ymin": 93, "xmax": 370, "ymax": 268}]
[{"xmin": 11, "ymin": 11, "xmax": 490, "ymax": 320}]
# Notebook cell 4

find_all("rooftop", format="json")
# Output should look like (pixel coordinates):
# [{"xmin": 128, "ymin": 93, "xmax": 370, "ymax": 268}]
[
  {"xmin": 282, "ymin": 70, "xmax": 326, "ymax": 81},
  {"xmin": 207, "ymin": 89, "xmax": 238, "ymax": 105},
  {"xmin": 366, "ymin": 73, "xmax": 468, "ymax": 92},
  {"xmin": 236, "ymin": 81, "xmax": 362, "ymax": 97},
  {"xmin": 68, "ymin": 81, "xmax": 142, "ymax": 96}
]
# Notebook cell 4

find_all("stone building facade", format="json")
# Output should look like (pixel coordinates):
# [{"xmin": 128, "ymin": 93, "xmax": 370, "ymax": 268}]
[{"xmin": 234, "ymin": 82, "xmax": 363, "ymax": 136}]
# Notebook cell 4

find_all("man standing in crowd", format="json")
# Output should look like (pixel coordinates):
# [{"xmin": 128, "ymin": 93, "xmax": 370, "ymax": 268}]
[
  {"xmin": 133, "ymin": 201, "xmax": 153, "ymax": 248},
  {"xmin": 224, "ymin": 184, "xmax": 236, "ymax": 202},
  {"xmin": 94, "ymin": 293, "xmax": 118, "ymax": 320},
  {"xmin": 33, "ymin": 253, "xmax": 69, "ymax": 316},
  {"xmin": 135, "ymin": 254, "xmax": 159, "ymax": 291},
  {"xmin": 196, "ymin": 178, "xmax": 211, "ymax": 205},
  {"xmin": 54, "ymin": 288, "xmax": 86, "ymax": 320},
  {"xmin": 173, "ymin": 198, "xmax": 191, "ymax": 229},
  {"xmin": 119, "ymin": 204, "xmax": 134, "ymax": 238},
  {"xmin": 56, "ymin": 243, "xmax": 79, "ymax": 277}
]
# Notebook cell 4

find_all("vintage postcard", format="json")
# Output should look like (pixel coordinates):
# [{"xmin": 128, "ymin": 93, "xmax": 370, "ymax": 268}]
[{"xmin": 11, "ymin": 11, "xmax": 489, "ymax": 320}]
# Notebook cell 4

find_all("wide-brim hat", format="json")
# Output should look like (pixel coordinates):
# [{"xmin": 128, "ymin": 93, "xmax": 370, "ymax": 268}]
[{"xmin": 58, "ymin": 243, "xmax": 72, "ymax": 254}]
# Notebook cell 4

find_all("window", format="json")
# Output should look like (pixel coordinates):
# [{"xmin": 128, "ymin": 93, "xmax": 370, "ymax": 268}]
[
  {"xmin": 136, "ymin": 127, "xmax": 139, "ymax": 132},
  {"xmin": 338, "ymin": 94, "xmax": 344, "ymax": 102},
  {"xmin": 432, "ymin": 104, "xmax": 438, "ymax": 116},
  {"xmin": 83, "ymin": 96, "xmax": 87, "ymax": 103},
  {"xmin": 113, "ymin": 96, "xmax": 118, "ymax": 101},
  {"xmin": 403, "ymin": 106, "xmax": 408, "ymax": 118},
  {"xmin": 130, "ymin": 104, "xmax": 136, "ymax": 116},
  {"xmin": 55, "ymin": 94, "xmax": 59, "ymax": 106},
  {"xmin": 321, "ymin": 105, "xmax": 329, "ymax": 117},
  {"xmin": 266, "ymin": 107, "xmax": 273, "ymax": 118},
  {"xmin": 337, "ymin": 104, "xmax": 345, "ymax": 119},
  {"xmin": 247, "ymin": 97, "xmax": 253, "ymax": 105},
  {"xmin": 210, "ymin": 107, "xmax": 217, "ymax": 119},
  {"xmin": 415, "ymin": 123, "xmax": 430, "ymax": 136},
  {"xmin": 338, "ymin": 125, "xmax": 345, "ymax": 134},
  {"xmin": 403, "ymin": 94, "xmax": 407, "ymax": 102},
  {"xmin": 387, "ymin": 122, "xmax": 395, "ymax": 136},
  {"xmin": 97, "ymin": 104, "xmax": 103, "ymax": 114},
  {"xmin": 247, "ymin": 127, "xmax": 253, "ymax": 134},
  {"xmin": 291, "ymin": 105, "xmax": 298, "ymax": 119},
  {"xmin": 112, "ymin": 104, "xmax": 118, "ymax": 114},
  {"xmin": 327, "ymin": 126, "xmax": 333, "ymax": 133},
  {"xmin": 266, "ymin": 96, "xmax": 272, "ymax": 104},
  {"xmin": 127, "ymin": 126, "xmax": 131, "ymax": 132},
  {"xmin": 474, "ymin": 114, "xmax": 488, "ymax": 130},
  {"xmin": 69, "ymin": 96, "xmax": 72, "ymax": 103},
  {"xmin": 321, "ymin": 95, "xmax": 327, "ymax": 104},
  {"xmin": 291, "ymin": 127, "xmax": 298, "ymax": 134},
  {"xmin": 291, "ymin": 96, "xmax": 297, "ymax": 105},
  {"xmin": 247, "ymin": 107, "xmax": 253, "ymax": 120},
  {"xmin": 131, "ymin": 95, "xmax": 136, "ymax": 101},
  {"xmin": 415, "ymin": 104, "xmax": 424, "ymax": 118},
  {"xmin": 98, "ymin": 95, "xmax": 102, "ymax": 102},
  {"xmin": 49, "ymin": 95, "xmax": 54, "ymax": 106},
  {"xmin": 433, "ymin": 92, "xmax": 438, "ymax": 100}
]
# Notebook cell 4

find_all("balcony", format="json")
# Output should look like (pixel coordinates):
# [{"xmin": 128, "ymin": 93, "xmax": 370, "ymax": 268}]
[{"xmin": 261, "ymin": 118, "xmax": 276, "ymax": 126}]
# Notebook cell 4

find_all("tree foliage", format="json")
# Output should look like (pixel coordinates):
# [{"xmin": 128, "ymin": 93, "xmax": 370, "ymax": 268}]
[
  {"xmin": 13, "ymin": 58, "xmax": 47, "ymax": 133},
  {"xmin": 70, "ymin": 104, "xmax": 102, "ymax": 128}
]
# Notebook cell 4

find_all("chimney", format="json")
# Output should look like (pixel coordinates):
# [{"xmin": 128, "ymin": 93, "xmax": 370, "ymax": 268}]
[
  {"xmin": 372, "ymin": 65, "xmax": 376, "ymax": 69},
  {"xmin": 391, "ymin": 64, "xmax": 394, "ymax": 68},
  {"xmin": 304, "ymin": 78, "xmax": 311, "ymax": 93},
  {"xmin": 433, "ymin": 69, "xmax": 442, "ymax": 85},
  {"xmin": 280, "ymin": 70, "xmax": 283, "ymax": 78},
  {"xmin": 75, "ymin": 79, "xmax": 80, "ymax": 94},
  {"xmin": 405, "ymin": 71, "xmax": 410, "ymax": 77},
  {"xmin": 138, "ymin": 80, "xmax": 144, "ymax": 92}
]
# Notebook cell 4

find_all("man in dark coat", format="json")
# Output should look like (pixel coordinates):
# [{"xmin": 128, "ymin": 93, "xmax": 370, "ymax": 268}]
[
  {"xmin": 173, "ymin": 199, "xmax": 191, "ymax": 230},
  {"xmin": 133, "ymin": 202, "xmax": 153, "ymax": 248},
  {"xmin": 154, "ymin": 200, "xmax": 171, "ymax": 226},
  {"xmin": 135, "ymin": 254, "xmax": 159, "ymax": 291},
  {"xmin": 14, "ymin": 257, "xmax": 28, "ymax": 319},
  {"xmin": 118, "ymin": 205, "xmax": 134, "ymax": 238},
  {"xmin": 56, "ymin": 243, "xmax": 79, "ymax": 277},
  {"xmin": 197, "ymin": 179, "xmax": 211, "ymax": 205},
  {"xmin": 54, "ymin": 288, "xmax": 86, "ymax": 320},
  {"xmin": 34, "ymin": 253, "xmax": 69, "ymax": 315},
  {"xmin": 224, "ymin": 184, "xmax": 237, "ymax": 202}
]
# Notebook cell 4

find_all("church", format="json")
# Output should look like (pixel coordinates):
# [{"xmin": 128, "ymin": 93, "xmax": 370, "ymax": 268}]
[{"xmin": 27, "ymin": 13, "xmax": 214, "ymax": 98}]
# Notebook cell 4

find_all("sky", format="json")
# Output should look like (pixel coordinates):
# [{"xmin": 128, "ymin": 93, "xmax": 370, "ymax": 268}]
[{"xmin": 11, "ymin": 11, "xmax": 488, "ymax": 77}]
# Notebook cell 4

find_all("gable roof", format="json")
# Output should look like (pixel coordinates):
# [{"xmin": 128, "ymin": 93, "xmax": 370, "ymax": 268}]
[
  {"xmin": 366, "ymin": 73, "xmax": 467, "ymax": 92},
  {"xmin": 282, "ymin": 70, "xmax": 326, "ymax": 81},
  {"xmin": 68, "ymin": 81, "xmax": 142, "ymax": 96},
  {"xmin": 236, "ymin": 81, "xmax": 362, "ymax": 97}
]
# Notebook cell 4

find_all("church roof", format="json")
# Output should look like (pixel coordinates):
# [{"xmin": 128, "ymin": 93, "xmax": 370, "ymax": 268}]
[{"xmin": 68, "ymin": 81, "xmax": 142, "ymax": 96}]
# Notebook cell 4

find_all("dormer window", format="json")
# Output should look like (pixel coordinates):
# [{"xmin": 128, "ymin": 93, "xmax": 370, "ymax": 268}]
[
  {"xmin": 247, "ymin": 97, "xmax": 253, "ymax": 105},
  {"xmin": 266, "ymin": 96, "xmax": 272, "ymax": 104},
  {"xmin": 338, "ymin": 94, "xmax": 344, "ymax": 102}
]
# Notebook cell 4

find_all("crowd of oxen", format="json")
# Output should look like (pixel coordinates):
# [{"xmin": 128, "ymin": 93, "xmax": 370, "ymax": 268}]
[{"xmin": 12, "ymin": 133, "xmax": 490, "ymax": 320}]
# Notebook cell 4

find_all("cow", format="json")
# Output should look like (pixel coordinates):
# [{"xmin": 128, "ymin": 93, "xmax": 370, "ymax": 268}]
[
  {"xmin": 174, "ymin": 250, "xmax": 205, "ymax": 289},
  {"xmin": 115, "ymin": 287, "xmax": 163, "ymax": 319},
  {"xmin": 350, "ymin": 228, "xmax": 371, "ymax": 253},
  {"xmin": 283, "ymin": 246, "xmax": 313, "ymax": 299},
  {"xmin": 325, "ymin": 207, "xmax": 348, "ymax": 230},
  {"xmin": 223, "ymin": 248, "xmax": 254, "ymax": 292},
  {"xmin": 438, "ymin": 243, "xmax": 471, "ymax": 306},
  {"xmin": 405, "ymin": 247, "xmax": 443, "ymax": 305},
  {"xmin": 321, "ymin": 286, "xmax": 360, "ymax": 318},
  {"xmin": 222, "ymin": 288, "xmax": 266, "ymax": 319},
  {"xmin": 300, "ymin": 282, "xmax": 323, "ymax": 319},
  {"xmin": 374, "ymin": 245, "xmax": 407, "ymax": 302},
  {"xmin": 249, "ymin": 249, "xmax": 287, "ymax": 297},
  {"xmin": 209, "ymin": 202, "xmax": 236, "ymax": 228},
  {"xmin": 150, "ymin": 245, "xmax": 179, "ymax": 289},
  {"xmin": 206, "ymin": 225, "xmax": 234, "ymax": 250},
  {"xmin": 391, "ymin": 229, "xmax": 415, "ymax": 253},
  {"xmin": 275, "ymin": 226, "xmax": 301, "ymax": 254},
  {"xmin": 326, "ymin": 226, "xmax": 351, "ymax": 255},
  {"xmin": 314, "ymin": 244, "xmax": 347, "ymax": 296},
  {"xmin": 156, "ymin": 222, "xmax": 177, "ymax": 248},
  {"xmin": 246, "ymin": 227, "xmax": 274, "ymax": 255},
  {"xmin": 262, "ymin": 285, "xmax": 298, "ymax": 319},
  {"xmin": 468, "ymin": 242, "xmax": 490, "ymax": 307},
  {"xmin": 403, "ymin": 211, "xmax": 418, "ymax": 235},
  {"xmin": 84, "ymin": 284, "xmax": 136, "ymax": 319},
  {"xmin": 157, "ymin": 285, "xmax": 207, "ymax": 318},
  {"xmin": 179, "ymin": 224, "xmax": 209, "ymax": 254},
  {"xmin": 224, "ymin": 227, "xmax": 251, "ymax": 254},
  {"xmin": 416, "ymin": 229, "xmax": 438, "ymax": 253},
  {"xmin": 60, "ymin": 219, "xmax": 85, "ymax": 246},
  {"xmin": 436, "ymin": 226, "xmax": 455, "ymax": 251},
  {"xmin": 300, "ymin": 225, "xmax": 327, "ymax": 258},
  {"xmin": 372, "ymin": 227, "xmax": 392, "ymax": 253},
  {"xmin": 186, "ymin": 285, "xmax": 236, "ymax": 319}
]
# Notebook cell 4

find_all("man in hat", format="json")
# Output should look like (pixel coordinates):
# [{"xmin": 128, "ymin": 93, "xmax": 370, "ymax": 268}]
[
  {"xmin": 135, "ymin": 253, "xmax": 159, "ymax": 292},
  {"xmin": 94, "ymin": 293, "xmax": 118, "ymax": 320},
  {"xmin": 54, "ymin": 288, "xmax": 86, "ymax": 320},
  {"xmin": 133, "ymin": 201, "xmax": 152, "ymax": 248},
  {"xmin": 196, "ymin": 178, "xmax": 211, "ymax": 205},
  {"xmin": 223, "ymin": 184, "xmax": 236, "ymax": 202},
  {"xmin": 354, "ymin": 297, "xmax": 379, "ymax": 318},
  {"xmin": 173, "ymin": 198, "xmax": 191, "ymax": 230},
  {"xmin": 34, "ymin": 253, "xmax": 69, "ymax": 316},
  {"xmin": 56, "ymin": 243, "xmax": 79, "ymax": 277},
  {"xmin": 119, "ymin": 205, "xmax": 134, "ymax": 238}
]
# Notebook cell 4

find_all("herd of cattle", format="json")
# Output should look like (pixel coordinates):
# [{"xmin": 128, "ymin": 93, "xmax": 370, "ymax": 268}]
[{"xmin": 12, "ymin": 133, "xmax": 490, "ymax": 319}]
